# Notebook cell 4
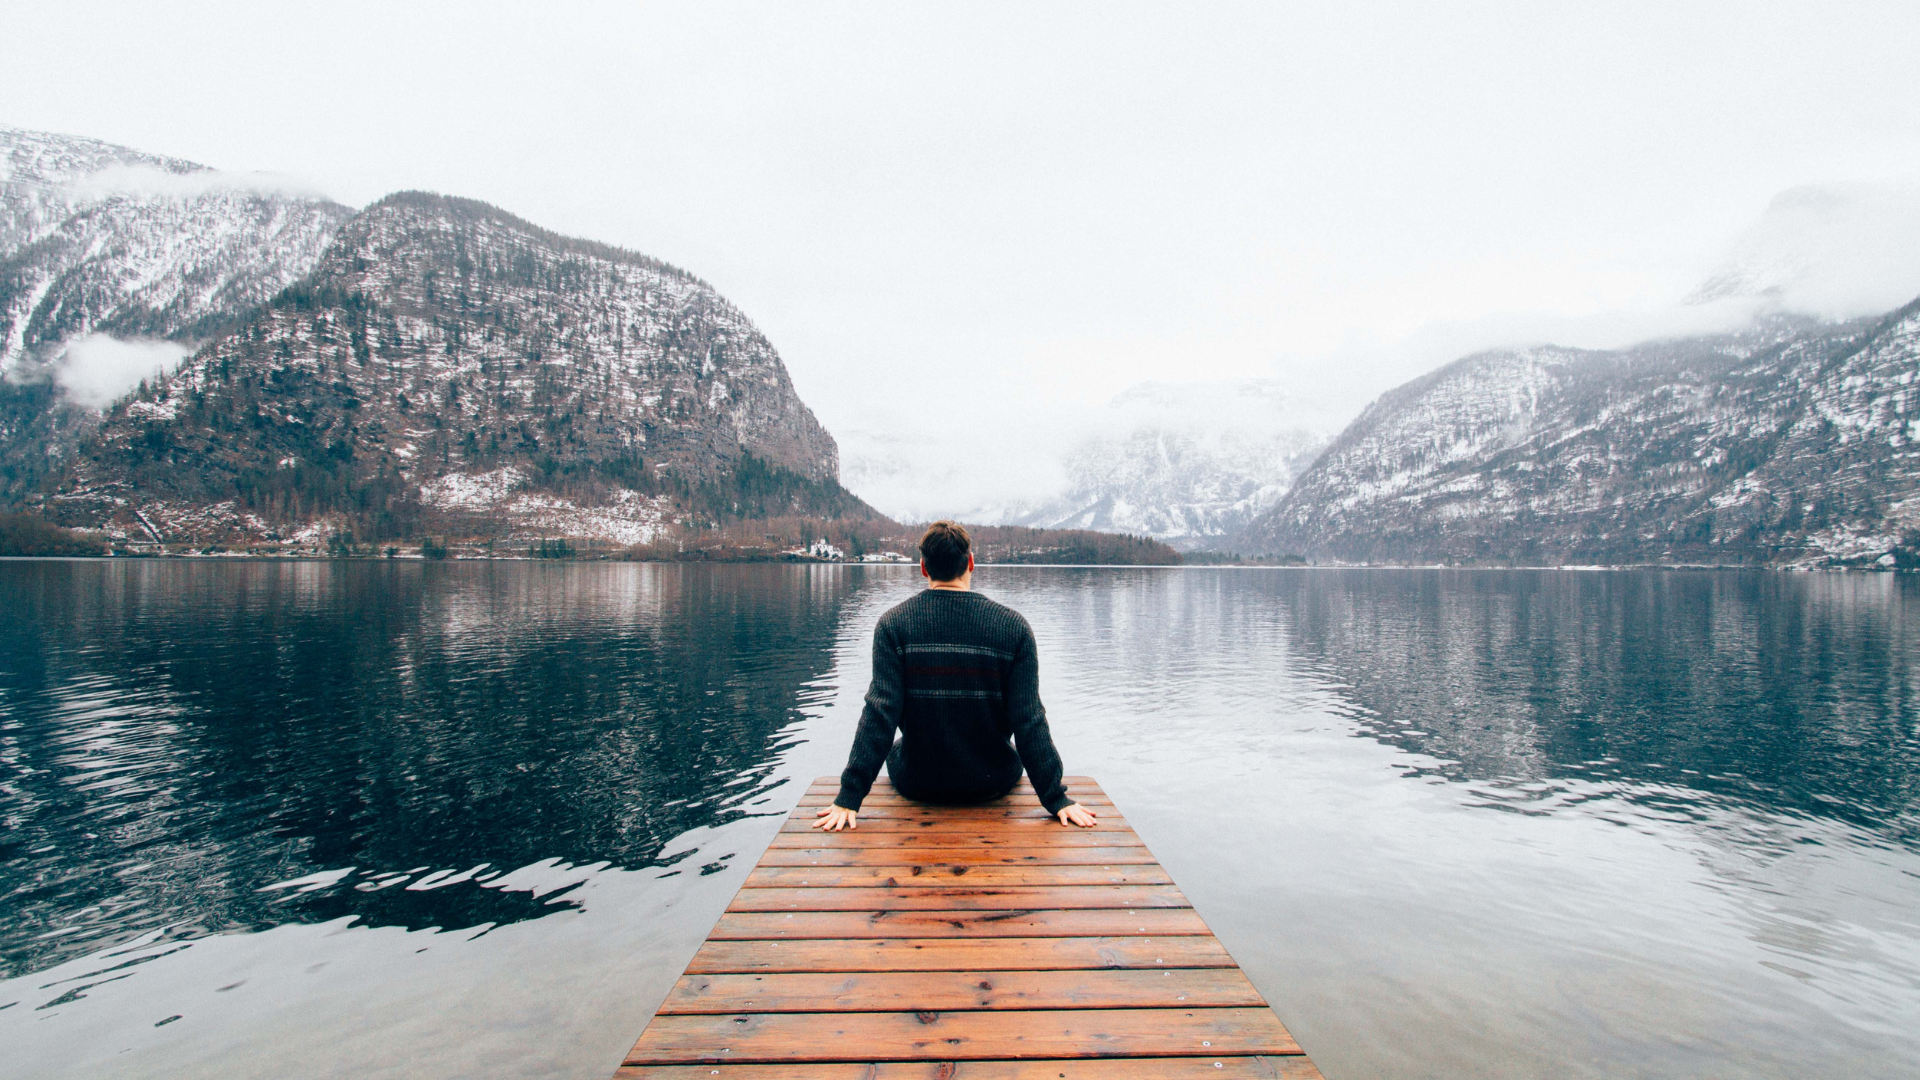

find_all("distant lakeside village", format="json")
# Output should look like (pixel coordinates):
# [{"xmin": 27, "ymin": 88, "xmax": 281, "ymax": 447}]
[{"xmin": 3, "ymin": 509, "xmax": 1903, "ymax": 571}]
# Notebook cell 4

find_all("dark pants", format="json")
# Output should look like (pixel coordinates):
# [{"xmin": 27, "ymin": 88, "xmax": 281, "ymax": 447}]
[{"xmin": 885, "ymin": 739, "xmax": 1021, "ymax": 806}]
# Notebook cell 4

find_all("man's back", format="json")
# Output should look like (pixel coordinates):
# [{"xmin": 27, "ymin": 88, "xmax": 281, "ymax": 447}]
[{"xmin": 834, "ymin": 587, "xmax": 1072, "ymax": 815}]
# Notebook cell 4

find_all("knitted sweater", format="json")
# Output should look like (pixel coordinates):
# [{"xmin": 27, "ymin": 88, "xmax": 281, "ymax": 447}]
[{"xmin": 835, "ymin": 588, "xmax": 1073, "ymax": 815}]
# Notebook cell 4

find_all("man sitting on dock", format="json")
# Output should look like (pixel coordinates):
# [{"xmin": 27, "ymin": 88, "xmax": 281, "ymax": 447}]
[{"xmin": 814, "ymin": 520, "xmax": 1099, "ymax": 831}]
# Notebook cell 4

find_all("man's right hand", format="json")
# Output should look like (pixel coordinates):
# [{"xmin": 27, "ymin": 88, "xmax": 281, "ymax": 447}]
[
  {"xmin": 1056, "ymin": 802, "xmax": 1098, "ymax": 828},
  {"xmin": 813, "ymin": 804, "xmax": 858, "ymax": 831}
]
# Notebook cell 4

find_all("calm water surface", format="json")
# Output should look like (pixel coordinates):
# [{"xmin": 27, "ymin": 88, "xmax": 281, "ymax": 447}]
[{"xmin": 2, "ymin": 562, "xmax": 1917, "ymax": 1079}]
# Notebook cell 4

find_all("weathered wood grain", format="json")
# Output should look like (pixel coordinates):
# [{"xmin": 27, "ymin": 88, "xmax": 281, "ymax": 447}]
[
  {"xmin": 625, "ymin": 1007, "xmax": 1298, "ymax": 1063},
  {"xmin": 711, "ymin": 907, "xmax": 1210, "ymax": 940},
  {"xmin": 758, "ymin": 845, "xmax": 1158, "ymax": 867},
  {"xmin": 776, "ymin": 815, "xmax": 1133, "ymax": 833},
  {"xmin": 795, "ymin": 794, "xmax": 1118, "ymax": 809},
  {"xmin": 655, "ymin": 968, "xmax": 1268, "ymax": 1014},
  {"xmin": 619, "ymin": 1059, "xmax": 1324, "ymax": 1080},
  {"xmin": 686, "ymin": 935, "xmax": 1237, "ymax": 973},
  {"xmin": 614, "ymin": 777, "xmax": 1321, "ymax": 1078},
  {"xmin": 742, "ymin": 864, "xmax": 1174, "ymax": 888},
  {"xmin": 769, "ymin": 829, "xmax": 1144, "ymax": 849},
  {"xmin": 727, "ymin": 885, "xmax": 1190, "ymax": 912},
  {"xmin": 779, "ymin": 803, "xmax": 1113, "ymax": 818}
]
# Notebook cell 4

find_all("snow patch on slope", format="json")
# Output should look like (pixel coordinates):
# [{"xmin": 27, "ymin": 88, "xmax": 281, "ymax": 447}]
[
  {"xmin": 420, "ymin": 468, "xmax": 670, "ymax": 545},
  {"xmin": 421, "ymin": 467, "xmax": 527, "ymax": 511}
]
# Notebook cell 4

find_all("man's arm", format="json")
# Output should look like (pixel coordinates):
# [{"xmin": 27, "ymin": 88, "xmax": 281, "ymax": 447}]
[
  {"xmin": 833, "ymin": 622, "xmax": 903, "ymax": 813},
  {"xmin": 1004, "ymin": 626, "xmax": 1075, "ymax": 818}
]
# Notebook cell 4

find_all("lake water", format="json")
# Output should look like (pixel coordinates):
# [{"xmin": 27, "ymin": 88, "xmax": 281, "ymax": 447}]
[{"xmin": 2, "ymin": 561, "xmax": 1917, "ymax": 1079}]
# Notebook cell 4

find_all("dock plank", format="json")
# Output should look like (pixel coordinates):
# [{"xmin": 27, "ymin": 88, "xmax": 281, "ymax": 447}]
[
  {"xmin": 711, "ymin": 907, "xmax": 1211, "ymax": 939},
  {"xmin": 793, "ymin": 800, "xmax": 1118, "ymax": 814},
  {"xmin": 627, "ymin": 1007, "xmax": 1298, "ymax": 1063},
  {"xmin": 776, "ymin": 815, "xmax": 1135, "ymax": 833},
  {"xmin": 727, "ymin": 885, "xmax": 1190, "ymax": 911},
  {"xmin": 796, "ymin": 791, "xmax": 1117, "ymax": 806},
  {"xmin": 688, "ymin": 934, "xmax": 1237, "ymax": 973},
  {"xmin": 619, "ymin": 1060, "xmax": 1324, "ymax": 1080},
  {"xmin": 769, "ymin": 829, "xmax": 1144, "ymax": 849},
  {"xmin": 655, "ymin": 969, "xmax": 1268, "ymax": 1014},
  {"xmin": 615, "ymin": 777, "xmax": 1321, "ymax": 1076},
  {"xmin": 757, "ymin": 845, "xmax": 1158, "ymax": 866},
  {"xmin": 742, "ymin": 863, "xmax": 1174, "ymax": 887}
]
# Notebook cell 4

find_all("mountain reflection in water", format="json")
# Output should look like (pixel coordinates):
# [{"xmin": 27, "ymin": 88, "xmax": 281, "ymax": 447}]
[
  {"xmin": 1280, "ymin": 570, "xmax": 1920, "ymax": 843},
  {"xmin": 0, "ymin": 561, "xmax": 853, "ymax": 976}
]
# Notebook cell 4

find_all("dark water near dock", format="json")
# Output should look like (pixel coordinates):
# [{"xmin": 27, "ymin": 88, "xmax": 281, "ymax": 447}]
[
  {"xmin": 3, "ymin": 562, "xmax": 1917, "ymax": 1078},
  {"xmin": 1, "ymin": 561, "xmax": 843, "ymax": 975}
]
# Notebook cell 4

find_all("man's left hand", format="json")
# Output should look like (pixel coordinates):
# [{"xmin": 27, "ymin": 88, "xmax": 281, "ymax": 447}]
[{"xmin": 1056, "ymin": 802, "xmax": 1098, "ymax": 828}]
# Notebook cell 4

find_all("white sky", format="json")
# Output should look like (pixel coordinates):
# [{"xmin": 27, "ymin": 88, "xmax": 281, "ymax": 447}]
[{"xmin": 8, "ymin": 1, "xmax": 1920, "ymax": 514}]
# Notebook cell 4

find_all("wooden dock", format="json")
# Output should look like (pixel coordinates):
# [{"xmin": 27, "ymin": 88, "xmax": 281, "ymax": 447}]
[{"xmin": 615, "ymin": 776, "xmax": 1323, "ymax": 1079}]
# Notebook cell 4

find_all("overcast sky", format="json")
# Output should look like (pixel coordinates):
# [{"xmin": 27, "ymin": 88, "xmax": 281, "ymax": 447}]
[{"xmin": 9, "ymin": 1, "xmax": 1920, "ymax": 513}]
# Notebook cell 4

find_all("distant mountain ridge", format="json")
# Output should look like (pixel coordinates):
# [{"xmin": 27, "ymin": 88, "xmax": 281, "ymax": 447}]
[
  {"xmin": 1235, "ymin": 306, "xmax": 1920, "ymax": 567},
  {"xmin": 997, "ymin": 379, "xmax": 1332, "ymax": 550}
]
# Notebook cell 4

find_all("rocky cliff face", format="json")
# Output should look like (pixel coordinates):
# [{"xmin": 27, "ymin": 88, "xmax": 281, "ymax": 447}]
[
  {"xmin": 53, "ymin": 192, "xmax": 864, "ymax": 544},
  {"xmin": 1236, "ymin": 307, "xmax": 1920, "ymax": 567},
  {"xmin": 0, "ymin": 126, "xmax": 352, "ymax": 499}
]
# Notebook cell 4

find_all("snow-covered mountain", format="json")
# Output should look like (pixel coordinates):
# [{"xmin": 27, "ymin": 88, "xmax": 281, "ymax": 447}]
[
  {"xmin": 49, "ymin": 191, "xmax": 866, "ymax": 545},
  {"xmin": 1686, "ymin": 181, "xmax": 1920, "ymax": 317},
  {"xmin": 1, "ymin": 128, "xmax": 865, "ymax": 545},
  {"xmin": 0, "ymin": 126, "xmax": 351, "ymax": 375},
  {"xmin": 0, "ymin": 126, "xmax": 351, "ymax": 499},
  {"xmin": 1003, "ymin": 380, "xmax": 1333, "ymax": 549},
  {"xmin": 0, "ymin": 126, "xmax": 201, "ymax": 255},
  {"xmin": 1236, "ymin": 306, "xmax": 1920, "ymax": 567}
]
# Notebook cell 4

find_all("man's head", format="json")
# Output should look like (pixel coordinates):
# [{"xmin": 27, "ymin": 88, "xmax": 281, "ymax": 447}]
[{"xmin": 919, "ymin": 520, "xmax": 973, "ymax": 583}]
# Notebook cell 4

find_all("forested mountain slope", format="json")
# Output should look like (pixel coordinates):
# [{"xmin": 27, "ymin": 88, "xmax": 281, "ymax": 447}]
[{"xmin": 48, "ymin": 192, "xmax": 871, "ymax": 545}]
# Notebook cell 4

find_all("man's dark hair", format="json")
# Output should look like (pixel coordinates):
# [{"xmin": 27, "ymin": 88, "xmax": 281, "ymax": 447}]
[{"xmin": 919, "ymin": 520, "xmax": 972, "ymax": 581}]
